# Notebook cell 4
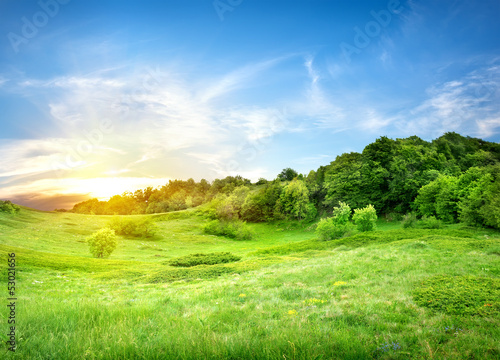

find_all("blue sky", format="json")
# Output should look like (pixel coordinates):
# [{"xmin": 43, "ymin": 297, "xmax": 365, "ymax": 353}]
[{"xmin": 0, "ymin": 0, "xmax": 499, "ymax": 210}]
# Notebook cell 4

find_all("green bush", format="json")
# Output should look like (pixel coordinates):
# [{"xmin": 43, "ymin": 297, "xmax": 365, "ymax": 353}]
[
  {"xmin": 167, "ymin": 252, "xmax": 241, "ymax": 267},
  {"xmin": 315, "ymin": 218, "xmax": 353, "ymax": 240},
  {"xmin": 417, "ymin": 215, "xmax": 443, "ymax": 229},
  {"xmin": 315, "ymin": 202, "xmax": 353, "ymax": 240},
  {"xmin": 86, "ymin": 228, "xmax": 118, "ymax": 258},
  {"xmin": 413, "ymin": 275, "xmax": 499, "ymax": 316},
  {"xmin": 331, "ymin": 201, "xmax": 352, "ymax": 225},
  {"xmin": 401, "ymin": 213, "xmax": 417, "ymax": 228},
  {"xmin": 352, "ymin": 204, "xmax": 377, "ymax": 232},
  {"xmin": 108, "ymin": 216, "xmax": 158, "ymax": 237},
  {"xmin": 0, "ymin": 200, "xmax": 20, "ymax": 214},
  {"xmin": 202, "ymin": 219, "xmax": 254, "ymax": 240}
]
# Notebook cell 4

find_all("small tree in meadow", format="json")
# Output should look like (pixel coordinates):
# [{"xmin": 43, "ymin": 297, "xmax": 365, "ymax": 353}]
[
  {"xmin": 315, "ymin": 201, "xmax": 352, "ymax": 240},
  {"xmin": 352, "ymin": 204, "xmax": 377, "ymax": 232},
  {"xmin": 86, "ymin": 228, "xmax": 118, "ymax": 258}
]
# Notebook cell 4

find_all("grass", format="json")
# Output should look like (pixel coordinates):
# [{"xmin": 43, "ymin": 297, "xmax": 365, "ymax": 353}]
[{"xmin": 0, "ymin": 207, "xmax": 499, "ymax": 359}]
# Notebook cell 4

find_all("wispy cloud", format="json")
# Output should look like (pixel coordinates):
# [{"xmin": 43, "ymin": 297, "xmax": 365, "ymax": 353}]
[
  {"xmin": 199, "ymin": 56, "xmax": 288, "ymax": 102},
  {"xmin": 291, "ymin": 56, "xmax": 345, "ymax": 130},
  {"xmin": 394, "ymin": 63, "xmax": 500, "ymax": 137},
  {"xmin": 0, "ymin": 57, "xmax": 303, "ymax": 206}
]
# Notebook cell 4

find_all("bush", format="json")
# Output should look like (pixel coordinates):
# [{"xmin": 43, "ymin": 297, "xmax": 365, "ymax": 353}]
[
  {"xmin": 86, "ymin": 228, "xmax": 118, "ymax": 258},
  {"xmin": 315, "ymin": 202, "xmax": 353, "ymax": 240},
  {"xmin": 413, "ymin": 275, "xmax": 499, "ymax": 316},
  {"xmin": 202, "ymin": 219, "xmax": 254, "ymax": 240},
  {"xmin": 417, "ymin": 215, "xmax": 442, "ymax": 229},
  {"xmin": 331, "ymin": 201, "xmax": 351, "ymax": 225},
  {"xmin": 401, "ymin": 213, "xmax": 417, "ymax": 228},
  {"xmin": 352, "ymin": 204, "xmax": 377, "ymax": 232},
  {"xmin": 0, "ymin": 200, "xmax": 20, "ymax": 214},
  {"xmin": 167, "ymin": 252, "xmax": 241, "ymax": 267},
  {"xmin": 108, "ymin": 216, "xmax": 158, "ymax": 237},
  {"xmin": 315, "ymin": 218, "xmax": 353, "ymax": 240}
]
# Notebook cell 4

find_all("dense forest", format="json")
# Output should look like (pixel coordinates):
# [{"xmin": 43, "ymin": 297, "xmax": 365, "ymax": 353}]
[{"xmin": 68, "ymin": 132, "xmax": 500, "ymax": 229}]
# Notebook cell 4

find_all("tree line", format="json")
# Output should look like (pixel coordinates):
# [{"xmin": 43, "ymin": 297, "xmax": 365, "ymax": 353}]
[{"xmin": 69, "ymin": 132, "xmax": 500, "ymax": 229}]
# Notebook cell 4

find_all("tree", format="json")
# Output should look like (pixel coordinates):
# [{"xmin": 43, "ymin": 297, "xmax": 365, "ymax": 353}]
[
  {"xmin": 277, "ymin": 168, "xmax": 299, "ymax": 181},
  {"xmin": 276, "ymin": 179, "xmax": 316, "ymax": 221},
  {"xmin": 255, "ymin": 177, "xmax": 268, "ymax": 185},
  {"xmin": 480, "ymin": 180, "xmax": 500, "ymax": 229},
  {"xmin": 86, "ymin": 228, "xmax": 118, "ymax": 258},
  {"xmin": 352, "ymin": 204, "xmax": 377, "ymax": 232},
  {"xmin": 414, "ymin": 175, "xmax": 459, "ymax": 222},
  {"xmin": 216, "ymin": 186, "xmax": 250, "ymax": 220},
  {"xmin": 323, "ymin": 153, "xmax": 389, "ymax": 212},
  {"xmin": 241, "ymin": 180, "xmax": 283, "ymax": 222}
]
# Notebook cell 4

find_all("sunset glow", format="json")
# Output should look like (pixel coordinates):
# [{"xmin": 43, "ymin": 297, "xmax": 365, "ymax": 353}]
[{"xmin": 1, "ymin": 1, "xmax": 499, "ymax": 210}]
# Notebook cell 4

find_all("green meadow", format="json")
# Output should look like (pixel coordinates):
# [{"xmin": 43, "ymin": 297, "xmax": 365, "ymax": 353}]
[{"xmin": 1, "ymin": 207, "xmax": 499, "ymax": 359}]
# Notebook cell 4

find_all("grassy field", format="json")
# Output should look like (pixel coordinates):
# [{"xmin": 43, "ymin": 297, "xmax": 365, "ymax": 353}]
[{"xmin": 0, "ymin": 207, "xmax": 499, "ymax": 359}]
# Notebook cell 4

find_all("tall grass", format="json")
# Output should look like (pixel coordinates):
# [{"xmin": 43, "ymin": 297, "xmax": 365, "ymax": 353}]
[{"xmin": 0, "ymin": 208, "xmax": 499, "ymax": 359}]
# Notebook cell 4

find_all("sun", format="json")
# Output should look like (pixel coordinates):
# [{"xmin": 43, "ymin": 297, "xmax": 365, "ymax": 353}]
[
  {"xmin": 82, "ymin": 177, "xmax": 169, "ymax": 201},
  {"xmin": 85, "ymin": 177, "xmax": 136, "ymax": 200}
]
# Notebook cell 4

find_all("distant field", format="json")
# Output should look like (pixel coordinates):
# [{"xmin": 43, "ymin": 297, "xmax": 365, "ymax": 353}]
[{"xmin": 1, "ymin": 208, "xmax": 499, "ymax": 359}]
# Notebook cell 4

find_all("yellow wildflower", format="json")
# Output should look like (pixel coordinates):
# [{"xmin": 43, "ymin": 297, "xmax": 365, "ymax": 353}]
[{"xmin": 303, "ymin": 298, "xmax": 327, "ymax": 305}]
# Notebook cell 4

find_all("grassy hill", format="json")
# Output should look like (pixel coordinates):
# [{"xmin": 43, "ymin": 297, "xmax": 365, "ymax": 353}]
[{"xmin": 0, "ymin": 207, "xmax": 499, "ymax": 359}]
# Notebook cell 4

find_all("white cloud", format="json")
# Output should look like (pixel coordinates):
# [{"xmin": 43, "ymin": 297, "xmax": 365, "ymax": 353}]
[
  {"xmin": 394, "ymin": 64, "xmax": 500, "ymax": 138},
  {"xmin": 476, "ymin": 117, "xmax": 500, "ymax": 138},
  {"xmin": 1, "ymin": 58, "xmax": 301, "ymax": 202},
  {"xmin": 199, "ymin": 57, "xmax": 287, "ymax": 102}
]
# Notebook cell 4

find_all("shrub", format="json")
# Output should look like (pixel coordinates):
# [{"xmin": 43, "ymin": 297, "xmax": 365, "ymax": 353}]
[
  {"xmin": 202, "ymin": 219, "xmax": 254, "ymax": 240},
  {"xmin": 401, "ymin": 213, "xmax": 417, "ymax": 228},
  {"xmin": 315, "ymin": 202, "xmax": 353, "ymax": 240},
  {"xmin": 352, "ymin": 204, "xmax": 377, "ymax": 232},
  {"xmin": 413, "ymin": 275, "xmax": 499, "ymax": 316},
  {"xmin": 315, "ymin": 218, "xmax": 353, "ymax": 240},
  {"xmin": 108, "ymin": 216, "xmax": 158, "ymax": 237},
  {"xmin": 167, "ymin": 252, "xmax": 241, "ymax": 267},
  {"xmin": 0, "ymin": 200, "xmax": 20, "ymax": 214},
  {"xmin": 331, "ymin": 201, "xmax": 351, "ymax": 225},
  {"xmin": 86, "ymin": 228, "xmax": 118, "ymax": 258},
  {"xmin": 417, "ymin": 215, "xmax": 442, "ymax": 229}
]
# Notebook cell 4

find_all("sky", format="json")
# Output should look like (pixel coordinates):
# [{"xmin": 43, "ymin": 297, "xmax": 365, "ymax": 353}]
[{"xmin": 0, "ymin": 0, "xmax": 499, "ymax": 210}]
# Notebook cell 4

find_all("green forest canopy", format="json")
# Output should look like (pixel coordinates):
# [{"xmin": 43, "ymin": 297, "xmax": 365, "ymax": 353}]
[{"xmin": 67, "ymin": 132, "xmax": 500, "ymax": 229}]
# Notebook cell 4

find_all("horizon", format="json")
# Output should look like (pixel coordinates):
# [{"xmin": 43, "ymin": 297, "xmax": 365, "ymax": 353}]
[{"xmin": 1, "ymin": 0, "xmax": 500, "ymax": 210}]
